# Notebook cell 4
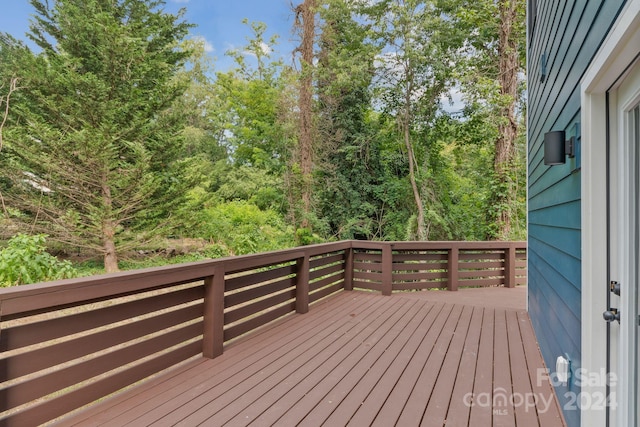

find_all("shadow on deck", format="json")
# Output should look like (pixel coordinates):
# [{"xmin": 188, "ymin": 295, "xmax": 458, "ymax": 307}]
[{"xmin": 62, "ymin": 287, "xmax": 565, "ymax": 426}]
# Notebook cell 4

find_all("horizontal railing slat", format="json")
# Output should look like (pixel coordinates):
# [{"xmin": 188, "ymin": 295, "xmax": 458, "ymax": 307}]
[
  {"xmin": 458, "ymin": 270, "xmax": 505, "ymax": 279},
  {"xmin": 309, "ymin": 262, "xmax": 344, "ymax": 281},
  {"xmin": 352, "ymin": 252, "xmax": 382, "ymax": 262},
  {"xmin": 458, "ymin": 278, "xmax": 504, "ymax": 287},
  {"xmin": 352, "ymin": 280, "xmax": 383, "ymax": 291},
  {"xmin": 224, "ymin": 289, "xmax": 296, "ymax": 325},
  {"xmin": 2, "ymin": 341, "xmax": 202, "ymax": 427},
  {"xmin": 392, "ymin": 263, "xmax": 447, "ymax": 272},
  {"xmin": 1, "ymin": 322, "xmax": 202, "ymax": 410},
  {"xmin": 0, "ymin": 285, "xmax": 204, "ymax": 352},
  {"xmin": 353, "ymin": 262, "xmax": 382, "ymax": 272},
  {"xmin": 353, "ymin": 271, "xmax": 382, "ymax": 282},
  {"xmin": 0, "ymin": 263, "xmax": 215, "ymax": 319},
  {"xmin": 310, "ymin": 272, "xmax": 345, "ymax": 293},
  {"xmin": 225, "ymin": 264, "xmax": 296, "ymax": 292},
  {"xmin": 224, "ymin": 303, "xmax": 296, "ymax": 342},
  {"xmin": 458, "ymin": 261, "xmax": 505, "ymax": 269},
  {"xmin": 309, "ymin": 252, "xmax": 344, "ymax": 269},
  {"xmin": 393, "ymin": 271, "xmax": 448, "ymax": 281},
  {"xmin": 225, "ymin": 276, "xmax": 295, "ymax": 308},
  {"xmin": 392, "ymin": 253, "xmax": 448, "ymax": 262},
  {"xmin": 310, "ymin": 282, "xmax": 343, "ymax": 303},
  {"xmin": 4, "ymin": 304, "xmax": 203, "ymax": 378},
  {"xmin": 393, "ymin": 281, "xmax": 445, "ymax": 290}
]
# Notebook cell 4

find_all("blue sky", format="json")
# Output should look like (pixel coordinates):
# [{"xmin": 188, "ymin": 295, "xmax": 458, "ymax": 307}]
[{"xmin": 0, "ymin": 0, "xmax": 297, "ymax": 71}]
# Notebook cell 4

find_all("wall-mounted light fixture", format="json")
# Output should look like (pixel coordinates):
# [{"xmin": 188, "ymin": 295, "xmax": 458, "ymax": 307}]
[{"xmin": 544, "ymin": 130, "xmax": 575, "ymax": 165}]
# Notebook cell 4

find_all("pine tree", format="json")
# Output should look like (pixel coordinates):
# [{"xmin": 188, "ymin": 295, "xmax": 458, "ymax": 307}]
[{"xmin": 0, "ymin": 0, "xmax": 192, "ymax": 272}]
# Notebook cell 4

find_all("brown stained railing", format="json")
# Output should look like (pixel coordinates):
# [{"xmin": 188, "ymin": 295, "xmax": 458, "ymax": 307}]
[
  {"xmin": 351, "ymin": 241, "xmax": 527, "ymax": 294},
  {"xmin": 0, "ymin": 240, "xmax": 525, "ymax": 426}
]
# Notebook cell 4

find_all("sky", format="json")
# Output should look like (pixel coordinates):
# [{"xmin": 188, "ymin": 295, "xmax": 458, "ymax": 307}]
[{"xmin": 0, "ymin": 0, "xmax": 298, "ymax": 71}]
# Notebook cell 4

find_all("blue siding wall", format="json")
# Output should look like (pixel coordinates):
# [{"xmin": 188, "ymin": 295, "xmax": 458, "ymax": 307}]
[{"xmin": 527, "ymin": 1, "xmax": 626, "ymax": 426}]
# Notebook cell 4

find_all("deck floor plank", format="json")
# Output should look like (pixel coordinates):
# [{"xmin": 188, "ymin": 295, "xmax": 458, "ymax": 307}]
[
  {"xmin": 344, "ymin": 300, "xmax": 441, "ymax": 427},
  {"xmin": 394, "ymin": 304, "xmax": 464, "ymax": 425},
  {"xmin": 213, "ymin": 298, "xmax": 420, "ymax": 426},
  {"xmin": 57, "ymin": 287, "xmax": 566, "ymax": 427},
  {"xmin": 420, "ymin": 304, "xmax": 474, "ymax": 427},
  {"xmin": 517, "ymin": 310, "xmax": 567, "ymax": 427},
  {"xmin": 66, "ymin": 293, "xmax": 363, "ymax": 426},
  {"xmin": 443, "ymin": 306, "xmax": 483, "ymax": 426},
  {"xmin": 506, "ymin": 309, "xmax": 540, "ymax": 427},
  {"xmin": 316, "ymin": 301, "xmax": 430, "ymax": 426},
  {"xmin": 367, "ymin": 302, "xmax": 450, "ymax": 427},
  {"xmin": 468, "ymin": 307, "xmax": 496, "ymax": 426},
  {"xmin": 251, "ymin": 300, "xmax": 435, "ymax": 426},
  {"xmin": 155, "ymin": 295, "xmax": 406, "ymax": 426},
  {"xmin": 242, "ymin": 302, "xmax": 423, "ymax": 426},
  {"xmin": 493, "ymin": 308, "xmax": 516, "ymax": 426}
]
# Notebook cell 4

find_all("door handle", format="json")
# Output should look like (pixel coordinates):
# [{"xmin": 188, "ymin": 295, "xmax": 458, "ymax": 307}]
[
  {"xmin": 610, "ymin": 281, "xmax": 621, "ymax": 296},
  {"xmin": 603, "ymin": 308, "xmax": 620, "ymax": 323}
]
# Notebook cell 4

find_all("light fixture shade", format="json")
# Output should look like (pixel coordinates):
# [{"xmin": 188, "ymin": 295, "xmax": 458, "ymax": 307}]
[{"xmin": 544, "ymin": 130, "xmax": 566, "ymax": 165}]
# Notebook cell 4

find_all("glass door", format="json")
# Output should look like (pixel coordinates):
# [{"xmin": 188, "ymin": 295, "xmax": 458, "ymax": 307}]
[{"xmin": 610, "ymin": 59, "xmax": 640, "ymax": 427}]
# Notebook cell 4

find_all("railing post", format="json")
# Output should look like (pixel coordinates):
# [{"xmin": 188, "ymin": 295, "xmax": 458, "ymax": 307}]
[
  {"xmin": 344, "ymin": 247, "xmax": 354, "ymax": 291},
  {"xmin": 296, "ymin": 255, "xmax": 310, "ymax": 314},
  {"xmin": 447, "ymin": 245, "xmax": 459, "ymax": 291},
  {"xmin": 381, "ymin": 243, "xmax": 393, "ymax": 296},
  {"xmin": 505, "ymin": 244, "xmax": 516, "ymax": 288},
  {"xmin": 202, "ymin": 267, "xmax": 225, "ymax": 359}
]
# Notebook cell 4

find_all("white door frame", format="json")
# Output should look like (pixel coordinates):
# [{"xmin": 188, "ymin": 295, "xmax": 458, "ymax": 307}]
[
  {"xmin": 581, "ymin": 3, "xmax": 640, "ymax": 427},
  {"xmin": 613, "ymin": 58, "xmax": 640, "ymax": 427}
]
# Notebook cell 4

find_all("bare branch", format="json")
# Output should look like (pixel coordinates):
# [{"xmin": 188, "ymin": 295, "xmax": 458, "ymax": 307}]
[
  {"xmin": 0, "ymin": 77, "xmax": 20, "ymax": 219},
  {"xmin": 0, "ymin": 76, "xmax": 19, "ymax": 153}
]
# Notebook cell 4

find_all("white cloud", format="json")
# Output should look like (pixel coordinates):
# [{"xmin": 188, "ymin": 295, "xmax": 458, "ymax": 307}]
[
  {"xmin": 192, "ymin": 36, "xmax": 214, "ymax": 53},
  {"xmin": 234, "ymin": 41, "xmax": 272, "ymax": 59},
  {"xmin": 259, "ymin": 42, "xmax": 271, "ymax": 55}
]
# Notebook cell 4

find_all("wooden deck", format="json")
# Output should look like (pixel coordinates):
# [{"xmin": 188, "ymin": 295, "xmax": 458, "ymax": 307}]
[{"xmin": 59, "ymin": 287, "xmax": 565, "ymax": 427}]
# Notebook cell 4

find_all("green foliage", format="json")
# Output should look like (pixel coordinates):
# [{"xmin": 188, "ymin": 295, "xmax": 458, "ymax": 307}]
[
  {"xmin": 197, "ymin": 201, "xmax": 296, "ymax": 255},
  {"xmin": 0, "ymin": 0, "xmax": 194, "ymax": 271},
  {"xmin": 0, "ymin": 0, "xmax": 528, "ymax": 277},
  {"xmin": 0, "ymin": 234, "xmax": 77, "ymax": 286},
  {"xmin": 295, "ymin": 227, "xmax": 325, "ymax": 246}
]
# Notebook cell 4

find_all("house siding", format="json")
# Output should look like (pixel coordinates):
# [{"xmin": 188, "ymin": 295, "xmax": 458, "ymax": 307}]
[{"xmin": 527, "ymin": 1, "xmax": 627, "ymax": 426}]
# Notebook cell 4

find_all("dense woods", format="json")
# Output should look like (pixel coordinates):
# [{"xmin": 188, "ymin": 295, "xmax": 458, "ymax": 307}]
[{"xmin": 0, "ymin": 0, "xmax": 526, "ymax": 280}]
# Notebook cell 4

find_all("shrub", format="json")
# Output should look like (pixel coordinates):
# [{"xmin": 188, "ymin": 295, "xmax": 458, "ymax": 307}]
[
  {"xmin": 199, "ymin": 201, "xmax": 296, "ymax": 255},
  {"xmin": 0, "ymin": 234, "xmax": 78, "ymax": 287}
]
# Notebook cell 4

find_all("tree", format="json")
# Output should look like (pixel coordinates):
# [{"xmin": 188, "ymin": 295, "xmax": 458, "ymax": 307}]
[
  {"xmin": 314, "ymin": 0, "xmax": 386, "ymax": 239},
  {"xmin": 451, "ymin": 0, "xmax": 526, "ymax": 240},
  {"xmin": 370, "ymin": 0, "xmax": 459, "ymax": 240},
  {"xmin": 293, "ymin": 0, "xmax": 317, "ymax": 232},
  {"xmin": 0, "ymin": 0, "xmax": 192, "ymax": 272}
]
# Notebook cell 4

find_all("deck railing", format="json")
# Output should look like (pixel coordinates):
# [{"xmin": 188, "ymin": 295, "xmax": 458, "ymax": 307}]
[{"xmin": 0, "ymin": 240, "xmax": 525, "ymax": 426}]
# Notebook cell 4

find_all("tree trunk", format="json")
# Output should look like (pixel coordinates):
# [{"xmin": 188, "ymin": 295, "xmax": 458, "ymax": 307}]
[
  {"xmin": 0, "ymin": 77, "xmax": 19, "ymax": 218},
  {"xmin": 103, "ymin": 228, "xmax": 119, "ymax": 273},
  {"xmin": 493, "ymin": 0, "xmax": 519, "ymax": 240},
  {"xmin": 296, "ymin": 0, "xmax": 316, "ymax": 231},
  {"xmin": 101, "ymin": 179, "xmax": 119, "ymax": 273},
  {"xmin": 402, "ymin": 99, "xmax": 426, "ymax": 240}
]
